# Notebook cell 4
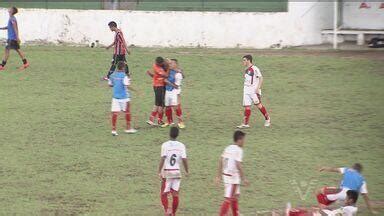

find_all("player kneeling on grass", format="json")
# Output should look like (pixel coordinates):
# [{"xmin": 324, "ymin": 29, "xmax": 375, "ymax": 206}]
[
  {"xmin": 162, "ymin": 59, "xmax": 185, "ymax": 129},
  {"xmin": 237, "ymin": 55, "xmax": 270, "ymax": 129},
  {"xmin": 108, "ymin": 61, "xmax": 137, "ymax": 136},
  {"xmin": 216, "ymin": 130, "xmax": 249, "ymax": 216},
  {"xmin": 0, "ymin": 7, "xmax": 29, "ymax": 70},
  {"xmin": 316, "ymin": 163, "xmax": 377, "ymax": 214},
  {"xmin": 158, "ymin": 127, "xmax": 189, "ymax": 216},
  {"xmin": 320, "ymin": 190, "xmax": 359, "ymax": 216}
]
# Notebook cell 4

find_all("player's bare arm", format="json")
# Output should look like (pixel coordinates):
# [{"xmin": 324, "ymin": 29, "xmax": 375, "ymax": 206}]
[
  {"xmin": 236, "ymin": 161, "xmax": 249, "ymax": 186},
  {"xmin": 165, "ymin": 79, "xmax": 179, "ymax": 89},
  {"xmin": 105, "ymin": 42, "xmax": 114, "ymax": 50},
  {"xmin": 362, "ymin": 192, "xmax": 378, "ymax": 214},
  {"xmin": 158, "ymin": 156, "xmax": 166, "ymax": 179},
  {"xmin": 256, "ymin": 75, "xmax": 263, "ymax": 93},
  {"xmin": 215, "ymin": 157, "xmax": 223, "ymax": 185},
  {"xmin": 182, "ymin": 158, "xmax": 189, "ymax": 176},
  {"xmin": 122, "ymin": 38, "xmax": 130, "ymax": 55},
  {"xmin": 146, "ymin": 70, "xmax": 154, "ymax": 77},
  {"xmin": 319, "ymin": 166, "xmax": 341, "ymax": 173},
  {"xmin": 127, "ymin": 86, "xmax": 137, "ymax": 92},
  {"xmin": 12, "ymin": 20, "xmax": 19, "ymax": 42}
]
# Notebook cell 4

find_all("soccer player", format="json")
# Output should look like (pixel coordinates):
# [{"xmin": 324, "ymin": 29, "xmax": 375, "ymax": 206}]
[
  {"xmin": 320, "ymin": 190, "xmax": 359, "ymax": 216},
  {"xmin": 237, "ymin": 55, "xmax": 271, "ymax": 129},
  {"xmin": 316, "ymin": 163, "xmax": 377, "ymax": 214},
  {"xmin": 158, "ymin": 127, "xmax": 189, "ymax": 216},
  {"xmin": 216, "ymin": 130, "xmax": 249, "ymax": 216},
  {"xmin": 147, "ymin": 57, "xmax": 168, "ymax": 126},
  {"xmin": 174, "ymin": 60, "xmax": 185, "ymax": 129},
  {"xmin": 0, "ymin": 7, "xmax": 29, "ymax": 70},
  {"xmin": 162, "ymin": 59, "xmax": 185, "ymax": 129},
  {"xmin": 108, "ymin": 61, "xmax": 137, "ymax": 136},
  {"xmin": 104, "ymin": 21, "xmax": 130, "ymax": 80}
]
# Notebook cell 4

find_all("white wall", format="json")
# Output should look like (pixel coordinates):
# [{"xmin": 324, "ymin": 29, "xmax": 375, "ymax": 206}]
[
  {"xmin": 0, "ymin": 2, "xmax": 334, "ymax": 48},
  {"xmin": 342, "ymin": 1, "xmax": 384, "ymax": 30}
]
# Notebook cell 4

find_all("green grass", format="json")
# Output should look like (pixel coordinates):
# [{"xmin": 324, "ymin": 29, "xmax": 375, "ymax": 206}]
[{"xmin": 0, "ymin": 46, "xmax": 383, "ymax": 215}]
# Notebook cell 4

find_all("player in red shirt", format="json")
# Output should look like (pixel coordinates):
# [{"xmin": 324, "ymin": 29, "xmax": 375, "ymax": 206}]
[
  {"xmin": 147, "ymin": 57, "xmax": 168, "ymax": 126},
  {"xmin": 104, "ymin": 21, "xmax": 130, "ymax": 80}
]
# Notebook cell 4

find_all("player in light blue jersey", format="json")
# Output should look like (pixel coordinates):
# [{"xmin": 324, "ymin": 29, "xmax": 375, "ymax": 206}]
[
  {"xmin": 162, "ymin": 59, "xmax": 184, "ymax": 129},
  {"xmin": 108, "ymin": 61, "xmax": 137, "ymax": 136},
  {"xmin": 0, "ymin": 7, "xmax": 29, "ymax": 70},
  {"xmin": 316, "ymin": 163, "xmax": 377, "ymax": 214}
]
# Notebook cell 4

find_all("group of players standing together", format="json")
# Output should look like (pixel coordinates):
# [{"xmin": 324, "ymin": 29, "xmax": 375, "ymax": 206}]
[
  {"xmin": 103, "ymin": 21, "xmax": 377, "ymax": 216},
  {"xmin": 0, "ymin": 8, "xmax": 377, "ymax": 215}
]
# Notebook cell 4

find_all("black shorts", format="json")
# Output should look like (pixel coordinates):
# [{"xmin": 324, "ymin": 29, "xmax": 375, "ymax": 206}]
[
  {"xmin": 111, "ymin": 54, "xmax": 129, "ymax": 74},
  {"xmin": 6, "ymin": 40, "xmax": 20, "ymax": 50},
  {"xmin": 153, "ymin": 86, "xmax": 165, "ymax": 107},
  {"xmin": 111, "ymin": 54, "xmax": 126, "ymax": 64}
]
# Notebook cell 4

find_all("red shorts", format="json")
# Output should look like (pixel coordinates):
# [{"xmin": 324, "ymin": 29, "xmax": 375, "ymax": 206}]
[
  {"xmin": 288, "ymin": 208, "xmax": 309, "ymax": 216},
  {"xmin": 316, "ymin": 187, "xmax": 341, "ymax": 206}
]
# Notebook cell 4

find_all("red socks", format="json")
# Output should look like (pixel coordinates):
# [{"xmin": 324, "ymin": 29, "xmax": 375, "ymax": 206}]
[
  {"xmin": 219, "ymin": 199, "xmax": 231, "ymax": 216},
  {"xmin": 150, "ymin": 111, "xmax": 157, "ymax": 122},
  {"xmin": 244, "ymin": 107, "xmax": 251, "ymax": 125},
  {"xmin": 158, "ymin": 110, "xmax": 164, "ymax": 124},
  {"xmin": 176, "ymin": 104, "xmax": 182, "ymax": 117},
  {"xmin": 172, "ymin": 194, "xmax": 179, "ymax": 214},
  {"xmin": 258, "ymin": 105, "xmax": 269, "ymax": 120},
  {"xmin": 165, "ymin": 107, "xmax": 173, "ymax": 124},
  {"xmin": 231, "ymin": 198, "xmax": 239, "ymax": 216},
  {"xmin": 125, "ymin": 112, "xmax": 131, "ymax": 130},
  {"xmin": 160, "ymin": 179, "xmax": 168, "ymax": 211},
  {"xmin": 111, "ymin": 112, "xmax": 118, "ymax": 130}
]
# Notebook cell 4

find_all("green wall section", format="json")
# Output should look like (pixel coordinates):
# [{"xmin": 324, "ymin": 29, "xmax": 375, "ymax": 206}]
[{"xmin": 0, "ymin": 1, "xmax": 287, "ymax": 12}]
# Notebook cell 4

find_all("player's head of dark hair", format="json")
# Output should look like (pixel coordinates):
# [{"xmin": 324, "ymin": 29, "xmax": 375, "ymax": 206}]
[
  {"xmin": 117, "ymin": 61, "xmax": 125, "ymax": 71},
  {"xmin": 170, "ymin": 58, "xmax": 178, "ymax": 64},
  {"xmin": 10, "ymin": 7, "xmax": 18, "ymax": 15},
  {"xmin": 243, "ymin": 55, "xmax": 253, "ymax": 63},
  {"xmin": 352, "ymin": 163, "xmax": 363, "ymax": 173},
  {"xmin": 108, "ymin": 21, "xmax": 117, "ymax": 28},
  {"xmin": 233, "ymin": 130, "xmax": 246, "ymax": 146},
  {"xmin": 346, "ymin": 190, "xmax": 359, "ymax": 204},
  {"xmin": 155, "ymin": 56, "xmax": 165, "ymax": 66},
  {"xmin": 169, "ymin": 127, "xmax": 179, "ymax": 139}
]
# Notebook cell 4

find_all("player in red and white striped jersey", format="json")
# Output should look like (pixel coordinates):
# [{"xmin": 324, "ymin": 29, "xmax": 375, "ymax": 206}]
[{"xmin": 104, "ymin": 21, "xmax": 130, "ymax": 80}]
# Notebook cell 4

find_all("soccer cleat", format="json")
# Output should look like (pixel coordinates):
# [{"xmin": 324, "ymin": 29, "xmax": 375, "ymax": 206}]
[
  {"xmin": 124, "ymin": 128, "xmax": 137, "ymax": 134},
  {"xmin": 178, "ymin": 122, "xmax": 186, "ymax": 129},
  {"xmin": 102, "ymin": 76, "xmax": 109, "ymax": 81},
  {"xmin": 161, "ymin": 122, "xmax": 170, "ymax": 128},
  {"xmin": 19, "ymin": 62, "xmax": 29, "ymax": 70},
  {"xmin": 0, "ymin": 65, "xmax": 5, "ymax": 70},
  {"xmin": 111, "ymin": 130, "xmax": 118, "ymax": 136},
  {"xmin": 146, "ymin": 120, "xmax": 156, "ymax": 126},
  {"xmin": 264, "ymin": 118, "xmax": 271, "ymax": 127},
  {"xmin": 236, "ymin": 124, "xmax": 250, "ymax": 129}
]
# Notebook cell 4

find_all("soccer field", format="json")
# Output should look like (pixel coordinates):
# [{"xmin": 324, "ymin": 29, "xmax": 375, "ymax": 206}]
[{"xmin": 0, "ymin": 46, "xmax": 383, "ymax": 215}]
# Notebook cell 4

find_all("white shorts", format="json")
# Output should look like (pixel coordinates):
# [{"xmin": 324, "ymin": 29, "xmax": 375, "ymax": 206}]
[
  {"xmin": 224, "ymin": 183, "xmax": 240, "ymax": 198},
  {"xmin": 165, "ymin": 91, "xmax": 178, "ymax": 106},
  {"xmin": 111, "ymin": 98, "xmax": 130, "ymax": 112},
  {"xmin": 243, "ymin": 93, "xmax": 260, "ymax": 106},
  {"xmin": 162, "ymin": 178, "xmax": 181, "ymax": 193},
  {"xmin": 326, "ymin": 188, "xmax": 348, "ymax": 201}
]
